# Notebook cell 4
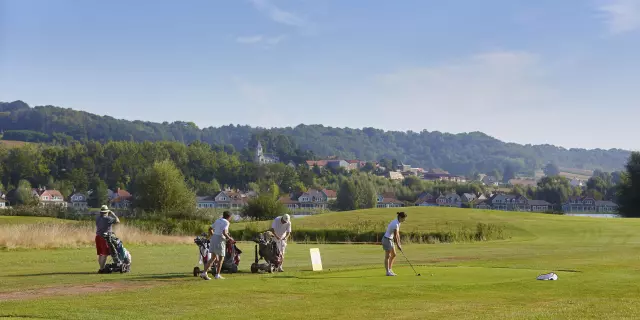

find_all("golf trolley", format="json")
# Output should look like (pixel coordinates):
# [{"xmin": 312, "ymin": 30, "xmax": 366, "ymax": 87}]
[
  {"xmin": 100, "ymin": 232, "xmax": 131, "ymax": 274},
  {"xmin": 192, "ymin": 233, "xmax": 242, "ymax": 276},
  {"xmin": 250, "ymin": 231, "xmax": 282, "ymax": 274}
]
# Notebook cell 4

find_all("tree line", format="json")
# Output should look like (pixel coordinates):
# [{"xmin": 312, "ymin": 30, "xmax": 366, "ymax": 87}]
[{"xmin": 1, "ymin": 100, "xmax": 630, "ymax": 177}]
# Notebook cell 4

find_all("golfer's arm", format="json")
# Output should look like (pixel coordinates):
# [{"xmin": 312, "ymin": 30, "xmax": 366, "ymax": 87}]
[
  {"xmin": 394, "ymin": 229, "xmax": 401, "ymax": 247},
  {"xmin": 223, "ymin": 229, "xmax": 233, "ymax": 241},
  {"xmin": 110, "ymin": 212, "xmax": 120, "ymax": 224}
]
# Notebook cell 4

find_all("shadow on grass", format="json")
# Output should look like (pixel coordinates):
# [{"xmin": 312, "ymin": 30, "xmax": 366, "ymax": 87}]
[
  {"xmin": 127, "ymin": 273, "xmax": 193, "ymax": 281},
  {"xmin": 4, "ymin": 271, "xmax": 97, "ymax": 277}
]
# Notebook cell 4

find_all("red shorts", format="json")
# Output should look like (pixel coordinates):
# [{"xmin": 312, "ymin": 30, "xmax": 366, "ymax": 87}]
[{"xmin": 95, "ymin": 235, "xmax": 110, "ymax": 256}]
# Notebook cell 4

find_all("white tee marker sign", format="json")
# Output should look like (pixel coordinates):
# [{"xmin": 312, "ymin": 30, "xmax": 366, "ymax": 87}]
[{"xmin": 309, "ymin": 248, "xmax": 323, "ymax": 271}]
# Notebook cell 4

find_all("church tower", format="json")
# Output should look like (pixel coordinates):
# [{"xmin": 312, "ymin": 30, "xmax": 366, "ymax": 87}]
[{"xmin": 255, "ymin": 141, "xmax": 264, "ymax": 164}]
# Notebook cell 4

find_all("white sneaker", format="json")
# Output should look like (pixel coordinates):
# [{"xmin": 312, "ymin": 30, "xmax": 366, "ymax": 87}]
[
  {"xmin": 215, "ymin": 274, "xmax": 225, "ymax": 280},
  {"xmin": 277, "ymin": 266, "xmax": 284, "ymax": 272},
  {"xmin": 200, "ymin": 272, "xmax": 211, "ymax": 280},
  {"xmin": 386, "ymin": 271, "xmax": 396, "ymax": 276}
]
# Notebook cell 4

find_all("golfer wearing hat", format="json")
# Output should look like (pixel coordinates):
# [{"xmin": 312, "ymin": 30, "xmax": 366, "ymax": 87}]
[
  {"xmin": 95, "ymin": 205, "xmax": 120, "ymax": 273},
  {"xmin": 382, "ymin": 211, "xmax": 406, "ymax": 276},
  {"xmin": 270, "ymin": 214, "xmax": 291, "ymax": 272}
]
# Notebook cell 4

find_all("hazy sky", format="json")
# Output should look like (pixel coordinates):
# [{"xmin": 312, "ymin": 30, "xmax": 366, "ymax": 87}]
[{"xmin": 1, "ymin": 0, "xmax": 639, "ymax": 150}]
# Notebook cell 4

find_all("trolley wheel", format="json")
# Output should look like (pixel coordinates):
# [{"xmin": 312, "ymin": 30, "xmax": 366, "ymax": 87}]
[
  {"xmin": 193, "ymin": 267, "xmax": 201, "ymax": 277},
  {"xmin": 251, "ymin": 263, "xmax": 259, "ymax": 274}
]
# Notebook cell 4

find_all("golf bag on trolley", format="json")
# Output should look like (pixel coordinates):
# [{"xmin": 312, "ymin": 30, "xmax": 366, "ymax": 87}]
[
  {"xmin": 250, "ymin": 231, "xmax": 282, "ymax": 273},
  {"xmin": 100, "ymin": 232, "xmax": 131, "ymax": 273},
  {"xmin": 192, "ymin": 233, "xmax": 242, "ymax": 276}
]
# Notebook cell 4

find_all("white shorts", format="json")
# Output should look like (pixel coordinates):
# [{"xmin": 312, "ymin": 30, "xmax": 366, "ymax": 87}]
[{"xmin": 210, "ymin": 235, "xmax": 226, "ymax": 257}]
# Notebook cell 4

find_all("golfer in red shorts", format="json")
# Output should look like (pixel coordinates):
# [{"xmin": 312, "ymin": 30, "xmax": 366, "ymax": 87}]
[{"xmin": 96, "ymin": 205, "xmax": 120, "ymax": 273}]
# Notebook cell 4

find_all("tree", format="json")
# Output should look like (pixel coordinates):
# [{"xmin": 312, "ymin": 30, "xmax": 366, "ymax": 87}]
[
  {"xmin": 242, "ymin": 195, "xmax": 287, "ymax": 220},
  {"xmin": 502, "ymin": 164, "xmax": 516, "ymax": 183},
  {"xmin": 336, "ymin": 179, "xmax": 357, "ymax": 211},
  {"xmin": 536, "ymin": 176, "xmax": 571, "ymax": 205},
  {"xmin": 336, "ymin": 176, "xmax": 377, "ymax": 211},
  {"xmin": 543, "ymin": 163, "xmax": 560, "ymax": 177},
  {"xmin": 133, "ymin": 160, "xmax": 196, "ymax": 214},
  {"xmin": 617, "ymin": 152, "xmax": 640, "ymax": 217},
  {"xmin": 14, "ymin": 179, "xmax": 38, "ymax": 206},
  {"xmin": 88, "ymin": 177, "xmax": 108, "ymax": 208}
]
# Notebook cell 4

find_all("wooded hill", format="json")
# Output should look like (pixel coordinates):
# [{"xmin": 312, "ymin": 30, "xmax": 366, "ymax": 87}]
[{"xmin": 0, "ymin": 100, "xmax": 630, "ymax": 176}]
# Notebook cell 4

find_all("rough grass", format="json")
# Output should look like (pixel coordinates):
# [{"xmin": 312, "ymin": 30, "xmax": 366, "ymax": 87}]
[{"xmin": 0, "ymin": 220, "xmax": 192, "ymax": 250}]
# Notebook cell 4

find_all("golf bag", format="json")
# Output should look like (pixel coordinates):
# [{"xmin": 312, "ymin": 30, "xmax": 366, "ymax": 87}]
[
  {"xmin": 192, "ymin": 233, "xmax": 242, "ymax": 276},
  {"xmin": 100, "ymin": 232, "xmax": 131, "ymax": 273},
  {"xmin": 250, "ymin": 231, "xmax": 282, "ymax": 273}
]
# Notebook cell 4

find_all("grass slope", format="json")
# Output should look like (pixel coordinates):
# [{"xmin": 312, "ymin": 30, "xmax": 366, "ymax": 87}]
[{"xmin": 2, "ymin": 208, "xmax": 640, "ymax": 319}]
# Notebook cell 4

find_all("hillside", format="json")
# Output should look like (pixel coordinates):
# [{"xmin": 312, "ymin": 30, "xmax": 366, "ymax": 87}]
[{"xmin": 0, "ymin": 100, "xmax": 630, "ymax": 175}]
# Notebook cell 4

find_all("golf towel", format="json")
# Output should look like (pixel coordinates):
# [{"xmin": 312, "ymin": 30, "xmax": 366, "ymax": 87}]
[{"xmin": 536, "ymin": 272, "xmax": 558, "ymax": 280}]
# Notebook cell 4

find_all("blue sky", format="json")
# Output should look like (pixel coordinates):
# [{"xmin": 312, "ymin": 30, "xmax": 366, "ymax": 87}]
[{"xmin": 1, "ymin": 0, "xmax": 639, "ymax": 150}]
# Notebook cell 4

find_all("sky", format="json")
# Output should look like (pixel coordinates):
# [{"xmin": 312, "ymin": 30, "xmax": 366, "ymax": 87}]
[{"xmin": 1, "ymin": 0, "xmax": 639, "ymax": 150}]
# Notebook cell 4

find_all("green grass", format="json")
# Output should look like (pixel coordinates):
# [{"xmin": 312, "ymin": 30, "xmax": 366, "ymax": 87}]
[{"xmin": 2, "ymin": 208, "xmax": 640, "ymax": 319}]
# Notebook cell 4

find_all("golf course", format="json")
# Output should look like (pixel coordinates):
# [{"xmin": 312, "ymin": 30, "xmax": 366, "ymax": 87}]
[{"xmin": 2, "ymin": 207, "xmax": 640, "ymax": 319}]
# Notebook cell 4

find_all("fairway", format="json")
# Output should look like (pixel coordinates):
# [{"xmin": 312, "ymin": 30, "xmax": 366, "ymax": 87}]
[{"xmin": 2, "ymin": 208, "xmax": 640, "ymax": 319}]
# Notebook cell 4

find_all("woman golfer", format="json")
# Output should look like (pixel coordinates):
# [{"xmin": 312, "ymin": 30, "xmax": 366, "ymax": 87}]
[{"xmin": 382, "ymin": 211, "xmax": 406, "ymax": 276}]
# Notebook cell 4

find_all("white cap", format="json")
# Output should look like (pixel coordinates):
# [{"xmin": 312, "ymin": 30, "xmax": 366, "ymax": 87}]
[{"xmin": 282, "ymin": 214, "xmax": 290, "ymax": 223}]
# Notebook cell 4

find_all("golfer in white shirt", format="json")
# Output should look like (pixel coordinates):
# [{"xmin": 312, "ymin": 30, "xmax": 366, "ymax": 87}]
[
  {"xmin": 201, "ymin": 211, "xmax": 234, "ymax": 280},
  {"xmin": 269, "ymin": 214, "xmax": 291, "ymax": 272},
  {"xmin": 382, "ymin": 212, "xmax": 406, "ymax": 276}
]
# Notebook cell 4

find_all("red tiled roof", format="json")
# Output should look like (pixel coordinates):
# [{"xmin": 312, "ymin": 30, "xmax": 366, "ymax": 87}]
[
  {"xmin": 306, "ymin": 160, "xmax": 329, "ymax": 167},
  {"xmin": 115, "ymin": 188, "xmax": 132, "ymax": 199},
  {"xmin": 322, "ymin": 189, "xmax": 337, "ymax": 198}
]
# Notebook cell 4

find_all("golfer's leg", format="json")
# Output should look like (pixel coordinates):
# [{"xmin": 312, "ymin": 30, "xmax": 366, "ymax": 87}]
[
  {"xmin": 215, "ymin": 255, "xmax": 224, "ymax": 275},
  {"xmin": 98, "ymin": 255, "xmax": 107, "ymax": 269},
  {"xmin": 384, "ymin": 251, "xmax": 390, "ymax": 273},
  {"xmin": 389, "ymin": 248, "xmax": 397, "ymax": 272}
]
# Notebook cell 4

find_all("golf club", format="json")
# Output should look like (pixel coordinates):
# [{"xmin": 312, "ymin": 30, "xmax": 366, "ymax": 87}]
[{"xmin": 399, "ymin": 248, "xmax": 421, "ymax": 276}]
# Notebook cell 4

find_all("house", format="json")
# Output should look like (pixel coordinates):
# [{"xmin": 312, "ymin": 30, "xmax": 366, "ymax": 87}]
[
  {"xmin": 321, "ymin": 189, "xmax": 337, "ymax": 201},
  {"xmin": 474, "ymin": 200, "xmax": 492, "ymax": 209},
  {"xmin": 461, "ymin": 193, "xmax": 477, "ymax": 204},
  {"xmin": 326, "ymin": 160, "xmax": 349, "ymax": 170},
  {"xmin": 387, "ymin": 171, "xmax": 405, "ymax": 181},
  {"xmin": 485, "ymin": 194, "xmax": 552, "ymax": 212},
  {"xmin": 196, "ymin": 196, "xmax": 216, "ymax": 209},
  {"xmin": 278, "ymin": 196, "xmax": 300, "ymax": 210},
  {"xmin": 482, "ymin": 176, "xmax": 500, "ymax": 186},
  {"xmin": 397, "ymin": 162, "xmax": 412, "ymax": 172},
  {"xmin": 442, "ymin": 193, "xmax": 463, "ymax": 207},
  {"xmin": 306, "ymin": 160, "xmax": 329, "ymax": 168},
  {"xmin": 0, "ymin": 192, "xmax": 6, "ymax": 209},
  {"xmin": 109, "ymin": 188, "xmax": 132, "ymax": 209},
  {"xmin": 212, "ymin": 190, "xmax": 249, "ymax": 209},
  {"xmin": 297, "ymin": 189, "xmax": 329, "ymax": 210},
  {"xmin": 569, "ymin": 179, "xmax": 584, "ymax": 187},
  {"xmin": 376, "ymin": 193, "xmax": 404, "ymax": 208},
  {"xmin": 69, "ymin": 192, "xmax": 88, "ymax": 209},
  {"xmin": 414, "ymin": 192, "xmax": 436, "ymax": 206},
  {"xmin": 423, "ymin": 169, "xmax": 467, "ymax": 183},
  {"xmin": 529, "ymin": 199, "xmax": 552, "ymax": 212},
  {"xmin": 255, "ymin": 141, "xmax": 279, "ymax": 165},
  {"xmin": 561, "ymin": 196, "xmax": 618, "ymax": 213},
  {"xmin": 33, "ymin": 188, "xmax": 67, "ymax": 207},
  {"xmin": 345, "ymin": 160, "xmax": 361, "ymax": 171}
]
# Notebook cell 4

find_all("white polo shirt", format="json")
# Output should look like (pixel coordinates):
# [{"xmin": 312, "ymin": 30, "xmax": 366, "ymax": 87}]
[
  {"xmin": 212, "ymin": 218, "xmax": 230, "ymax": 236},
  {"xmin": 271, "ymin": 216, "xmax": 292, "ymax": 239},
  {"xmin": 384, "ymin": 219, "xmax": 400, "ymax": 239}
]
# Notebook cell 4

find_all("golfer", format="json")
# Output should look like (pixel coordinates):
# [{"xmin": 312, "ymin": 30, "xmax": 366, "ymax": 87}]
[
  {"xmin": 95, "ymin": 205, "xmax": 120, "ymax": 273},
  {"xmin": 269, "ymin": 213, "xmax": 291, "ymax": 272},
  {"xmin": 201, "ymin": 211, "xmax": 234, "ymax": 280},
  {"xmin": 382, "ymin": 211, "xmax": 406, "ymax": 276}
]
